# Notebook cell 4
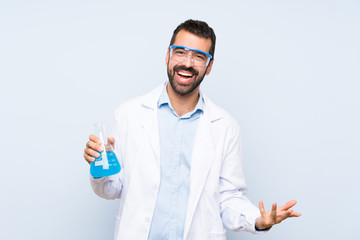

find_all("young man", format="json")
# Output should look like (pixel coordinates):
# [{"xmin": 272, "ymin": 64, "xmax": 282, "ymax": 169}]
[{"xmin": 84, "ymin": 19, "xmax": 301, "ymax": 240}]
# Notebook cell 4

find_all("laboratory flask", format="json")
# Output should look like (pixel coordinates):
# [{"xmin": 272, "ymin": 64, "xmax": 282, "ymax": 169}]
[{"xmin": 90, "ymin": 122, "xmax": 121, "ymax": 178}]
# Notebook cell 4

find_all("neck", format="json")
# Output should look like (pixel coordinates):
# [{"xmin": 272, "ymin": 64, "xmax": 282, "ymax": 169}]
[{"xmin": 166, "ymin": 84, "xmax": 200, "ymax": 117}]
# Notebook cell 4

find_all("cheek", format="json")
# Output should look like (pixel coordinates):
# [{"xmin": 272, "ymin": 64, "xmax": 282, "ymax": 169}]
[
  {"xmin": 199, "ymin": 68, "xmax": 207, "ymax": 77},
  {"xmin": 167, "ymin": 62, "xmax": 173, "ymax": 71},
  {"xmin": 167, "ymin": 63, "xmax": 175, "ymax": 76}
]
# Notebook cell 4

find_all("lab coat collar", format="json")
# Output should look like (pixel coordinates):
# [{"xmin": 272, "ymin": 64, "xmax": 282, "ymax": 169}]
[{"xmin": 140, "ymin": 82, "xmax": 224, "ymax": 122}]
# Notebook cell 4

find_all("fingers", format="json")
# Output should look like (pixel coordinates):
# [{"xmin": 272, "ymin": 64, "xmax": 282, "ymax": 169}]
[
  {"xmin": 259, "ymin": 201, "xmax": 266, "ymax": 216},
  {"xmin": 257, "ymin": 201, "xmax": 277, "ymax": 229},
  {"xmin": 84, "ymin": 146, "xmax": 101, "ymax": 158},
  {"xmin": 271, "ymin": 202, "xmax": 277, "ymax": 220},
  {"xmin": 89, "ymin": 134, "xmax": 101, "ymax": 143},
  {"xmin": 279, "ymin": 200, "xmax": 297, "ymax": 211},
  {"xmin": 84, "ymin": 135, "xmax": 116, "ymax": 164},
  {"xmin": 287, "ymin": 210, "xmax": 302, "ymax": 217},
  {"xmin": 259, "ymin": 201, "xmax": 277, "ymax": 219},
  {"xmin": 108, "ymin": 137, "xmax": 115, "ymax": 149},
  {"xmin": 84, "ymin": 146, "xmax": 100, "ymax": 164},
  {"xmin": 277, "ymin": 201, "xmax": 301, "ymax": 221},
  {"xmin": 84, "ymin": 135, "xmax": 104, "ymax": 164},
  {"xmin": 107, "ymin": 137, "xmax": 115, "ymax": 144},
  {"xmin": 257, "ymin": 200, "xmax": 301, "ymax": 228},
  {"xmin": 86, "ymin": 139, "xmax": 104, "ymax": 152},
  {"xmin": 83, "ymin": 151, "xmax": 95, "ymax": 164},
  {"xmin": 277, "ymin": 200, "xmax": 301, "ymax": 217}
]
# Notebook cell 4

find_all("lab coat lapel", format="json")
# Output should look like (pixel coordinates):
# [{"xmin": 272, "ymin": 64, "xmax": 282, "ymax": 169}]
[
  {"xmin": 183, "ymin": 109, "xmax": 216, "ymax": 239},
  {"xmin": 141, "ymin": 108, "xmax": 160, "ymax": 167},
  {"xmin": 140, "ymin": 85, "xmax": 163, "ymax": 167}
]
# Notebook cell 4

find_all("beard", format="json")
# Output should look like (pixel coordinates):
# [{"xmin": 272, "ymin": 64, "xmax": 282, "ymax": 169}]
[{"xmin": 167, "ymin": 64, "xmax": 207, "ymax": 96}]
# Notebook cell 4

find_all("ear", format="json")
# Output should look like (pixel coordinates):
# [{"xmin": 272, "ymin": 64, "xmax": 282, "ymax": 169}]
[
  {"xmin": 205, "ymin": 60, "xmax": 214, "ymax": 75},
  {"xmin": 165, "ymin": 48, "xmax": 170, "ymax": 65}
]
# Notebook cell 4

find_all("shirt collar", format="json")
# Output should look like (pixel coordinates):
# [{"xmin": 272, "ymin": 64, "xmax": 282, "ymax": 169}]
[{"xmin": 157, "ymin": 82, "xmax": 204, "ymax": 116}]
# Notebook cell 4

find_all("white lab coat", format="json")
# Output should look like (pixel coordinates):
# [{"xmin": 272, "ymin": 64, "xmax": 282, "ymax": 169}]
[{"xmin": 90, "ymin": 84, "xmax": 261, "ymax": 240}]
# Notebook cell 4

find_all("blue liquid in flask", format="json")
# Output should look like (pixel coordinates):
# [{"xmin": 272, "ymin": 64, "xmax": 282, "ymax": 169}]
[{"xmin": 90, "ymin": 150, "xmax": 121, "ymax": 178}]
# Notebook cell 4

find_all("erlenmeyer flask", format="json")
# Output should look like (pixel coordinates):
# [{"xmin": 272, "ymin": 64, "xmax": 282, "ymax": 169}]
[{"xmin": 90, "ymin": 122, "xmax": 121, "ymax": 178}]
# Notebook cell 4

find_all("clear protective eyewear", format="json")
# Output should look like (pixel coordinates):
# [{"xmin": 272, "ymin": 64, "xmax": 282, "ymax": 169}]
[{"xmin": 169, "ymin": 45, "xmax": 213, "ymax": 67}]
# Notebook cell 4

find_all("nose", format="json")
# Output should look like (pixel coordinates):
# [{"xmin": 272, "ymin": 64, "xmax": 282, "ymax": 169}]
[{"xmin": 183, "ymin": 53, "xmax": 194, "ymax": 67}]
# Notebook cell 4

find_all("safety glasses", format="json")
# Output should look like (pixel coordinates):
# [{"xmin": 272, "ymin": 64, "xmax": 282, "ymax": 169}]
[{"xmin": 169, "ymin": 45, "xmax": 213, "ymax": 67}]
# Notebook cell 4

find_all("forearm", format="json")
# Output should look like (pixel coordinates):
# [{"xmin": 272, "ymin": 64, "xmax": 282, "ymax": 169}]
[{"xmin": 220, "ymin": 190, "xmax": 261, "ymax": 233}]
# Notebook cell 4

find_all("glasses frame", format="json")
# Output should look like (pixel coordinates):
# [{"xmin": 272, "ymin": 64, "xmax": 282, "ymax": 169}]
[{"xmin": 169, "ymin": 45, "xmax": 213, "ymax": 67}]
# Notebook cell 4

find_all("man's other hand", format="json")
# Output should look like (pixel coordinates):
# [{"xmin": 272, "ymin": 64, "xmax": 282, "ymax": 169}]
[{"xmin": 255, "ymin": 200, "xmax": 301, "ymax": 230}]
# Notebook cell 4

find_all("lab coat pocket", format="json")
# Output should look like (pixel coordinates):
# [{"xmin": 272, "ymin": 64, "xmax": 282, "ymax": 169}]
[{"xmin": 208, "ymin": 230, "xmax": 226, "ymax": 239}]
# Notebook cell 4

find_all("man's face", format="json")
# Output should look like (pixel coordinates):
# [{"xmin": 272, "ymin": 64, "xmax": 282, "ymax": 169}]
[{"xmin": 166, "ymin": 30, "xmax": 213, "ymax": 96}]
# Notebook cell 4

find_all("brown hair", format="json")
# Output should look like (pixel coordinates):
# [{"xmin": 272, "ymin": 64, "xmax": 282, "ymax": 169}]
[{"xmin": 169, "ymin": 19, "xmax": 216, "ymax": 59}]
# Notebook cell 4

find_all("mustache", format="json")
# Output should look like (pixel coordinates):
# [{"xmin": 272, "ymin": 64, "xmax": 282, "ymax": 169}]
[{"xmin": 173, "ymin": 65, "xmax": 199, "ymax": 76}]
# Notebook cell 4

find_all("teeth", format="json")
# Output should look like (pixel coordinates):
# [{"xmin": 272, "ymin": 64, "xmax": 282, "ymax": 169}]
[{"xmin": 178, "ymin": 71, "xmax": 193, "ymax": 77}]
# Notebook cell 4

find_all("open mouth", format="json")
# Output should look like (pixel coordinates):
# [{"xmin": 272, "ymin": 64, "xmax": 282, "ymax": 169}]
[{"xmin": 176, "ymin": 71, "xmax": 196, "ymax": 84}]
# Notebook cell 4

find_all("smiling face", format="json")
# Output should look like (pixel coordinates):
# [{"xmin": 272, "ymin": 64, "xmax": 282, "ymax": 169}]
[{"xmin": 166, "ymin": 30, "xmax": 213, "ymax": 96}]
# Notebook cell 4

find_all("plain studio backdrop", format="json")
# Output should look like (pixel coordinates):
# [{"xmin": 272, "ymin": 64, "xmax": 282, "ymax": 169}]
[{"xmin": 0, "ymin": 0, "xmax": 359, "ymax": 239}]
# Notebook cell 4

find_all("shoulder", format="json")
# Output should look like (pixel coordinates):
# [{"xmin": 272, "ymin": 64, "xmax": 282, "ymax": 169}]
[{"xmin": 203, "ymin": 94, "xmax": 240, "ymax": 130}]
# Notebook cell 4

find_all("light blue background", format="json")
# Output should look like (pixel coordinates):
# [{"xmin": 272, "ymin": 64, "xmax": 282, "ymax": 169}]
[{"xmin": 1, "ymin": 0, "xmax": 359, "ymax": 239}]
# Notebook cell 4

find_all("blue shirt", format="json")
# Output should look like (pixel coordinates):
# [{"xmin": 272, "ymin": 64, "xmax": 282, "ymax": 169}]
[{"xmin": 148, "ymin": 85, "xmax": 204, "ymax": 240}]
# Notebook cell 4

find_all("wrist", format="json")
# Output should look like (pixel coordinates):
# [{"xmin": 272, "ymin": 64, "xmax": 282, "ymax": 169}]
[{"xmin": 255, "ymin": 220, "xmax": 271, "ymax": 231}]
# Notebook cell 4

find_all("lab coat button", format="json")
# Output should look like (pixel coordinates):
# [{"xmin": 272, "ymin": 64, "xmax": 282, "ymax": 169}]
[{"xmin": 145, "ymin": 217, "xmax": 151, "ymax": 222}]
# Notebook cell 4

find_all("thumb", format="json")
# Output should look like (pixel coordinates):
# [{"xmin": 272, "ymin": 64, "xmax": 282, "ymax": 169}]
[{"xmin": 107, "ymin": 137, "xmax": 115, "ymax": 148}]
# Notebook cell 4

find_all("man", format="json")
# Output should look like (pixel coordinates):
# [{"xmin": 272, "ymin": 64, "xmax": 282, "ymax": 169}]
[{"xmin": 83, "ymin": 19, "xmax": 301, "ymax": 240}]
